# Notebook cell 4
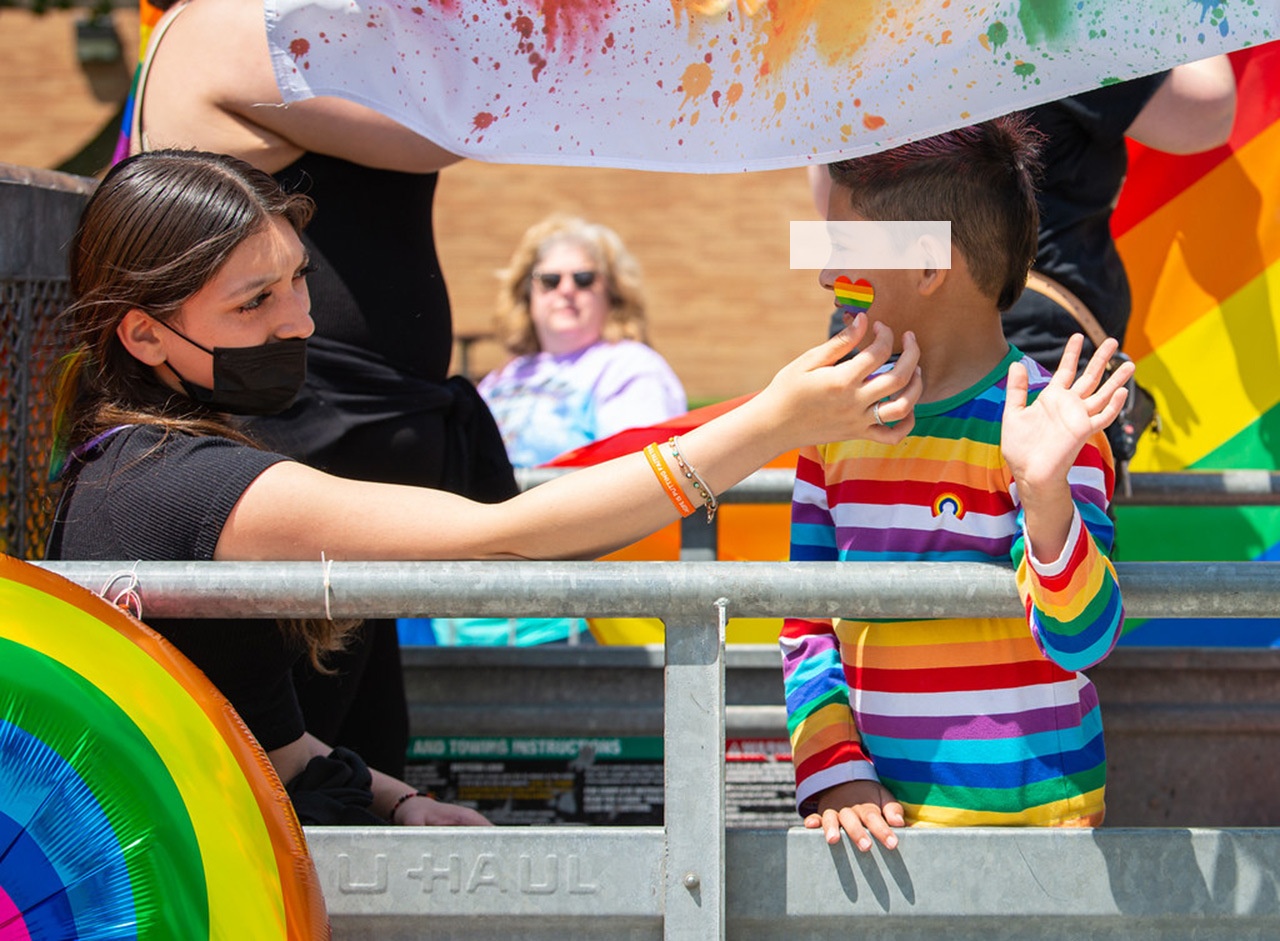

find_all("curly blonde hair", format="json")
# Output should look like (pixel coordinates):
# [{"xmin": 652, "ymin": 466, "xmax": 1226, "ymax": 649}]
[{"xmin": 495, "ymin": 215, "xmax": 649, "ymax": 356}]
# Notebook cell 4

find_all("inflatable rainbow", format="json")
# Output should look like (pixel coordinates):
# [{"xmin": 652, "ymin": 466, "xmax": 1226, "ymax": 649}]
[{"xmin": 0, "ymin": 555, "xmax": 329, "ymax": 939}]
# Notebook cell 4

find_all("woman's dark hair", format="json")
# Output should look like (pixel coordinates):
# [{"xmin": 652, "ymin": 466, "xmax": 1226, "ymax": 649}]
[{"xmin": 827, "ymin": 115, "xmax": 1044, "ymax": 312}]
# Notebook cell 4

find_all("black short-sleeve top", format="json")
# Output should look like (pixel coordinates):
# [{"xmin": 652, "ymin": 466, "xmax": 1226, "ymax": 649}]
[{"xmin": 45, "ymin": 425, "xmax": 306, "ymax": 751}]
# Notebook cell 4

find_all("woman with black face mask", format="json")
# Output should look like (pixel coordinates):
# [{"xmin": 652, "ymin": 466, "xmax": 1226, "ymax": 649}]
[{"xmin": 45, "ymin": 149, "xmax": 923, "ymax": 828}]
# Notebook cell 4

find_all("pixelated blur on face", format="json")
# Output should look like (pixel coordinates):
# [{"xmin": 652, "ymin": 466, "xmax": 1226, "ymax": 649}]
[{"xmin": 529, "ymin": 242, "xmax": 610, "ymax": 355}]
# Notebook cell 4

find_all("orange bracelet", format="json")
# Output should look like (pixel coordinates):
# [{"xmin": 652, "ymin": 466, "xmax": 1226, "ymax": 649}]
[{"xmin": 644, "ymin": 442, "xmax": 696, "ymax": 517}]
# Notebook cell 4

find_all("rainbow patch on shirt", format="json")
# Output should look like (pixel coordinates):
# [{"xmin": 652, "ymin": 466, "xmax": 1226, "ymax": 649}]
[
  {"xmin": 932, "ymin": 492, "xmax": 966, "ymax": 519},
  {"xmin": 833, "ymin": 276, "xmax": 875, "ymax": 312}
]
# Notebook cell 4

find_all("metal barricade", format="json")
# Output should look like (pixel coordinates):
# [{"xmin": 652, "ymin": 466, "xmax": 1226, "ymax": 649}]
[{"xmin": 37, "ymin": 559, "xmax": 1280, "ymax": 940}]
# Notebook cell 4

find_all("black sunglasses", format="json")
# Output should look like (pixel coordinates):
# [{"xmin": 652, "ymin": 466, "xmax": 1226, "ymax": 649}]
[{"xmin": 532, "ymin": 270, "xmax": 599, "ymax": 291}]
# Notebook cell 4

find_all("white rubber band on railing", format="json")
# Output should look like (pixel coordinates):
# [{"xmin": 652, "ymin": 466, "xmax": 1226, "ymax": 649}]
[
  {"xmin": 98, "ymin": 561, "xmax": 143, "ymax": 620},
  {"xmin": 321, "ymin": 552, "xmax": 334, "ymax": 621}
]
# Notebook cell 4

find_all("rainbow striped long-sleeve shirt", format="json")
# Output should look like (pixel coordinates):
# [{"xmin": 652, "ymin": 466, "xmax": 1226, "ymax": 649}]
[{"xmin": 782, "ymin": 347, "xmax": 1124, "ymax": 827}]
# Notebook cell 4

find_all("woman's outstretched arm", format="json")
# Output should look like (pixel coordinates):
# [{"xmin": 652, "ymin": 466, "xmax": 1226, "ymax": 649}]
[{"xmin": 218, "ymin": 316, "xmax": 922, "ymax": 562}]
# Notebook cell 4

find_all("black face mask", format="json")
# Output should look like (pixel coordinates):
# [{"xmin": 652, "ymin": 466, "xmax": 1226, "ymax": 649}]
[{"xmin": 157, "ymin": 320, "xmax": 307, "ymax": 416}]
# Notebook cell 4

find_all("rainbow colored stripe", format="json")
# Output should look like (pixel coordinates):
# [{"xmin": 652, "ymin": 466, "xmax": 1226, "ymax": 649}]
[
  {"xmin": 110, "ymin": 0, "xmax": 165, "ymax": 167},
  {"xmin": 1115, "ymin": 44, "xmax": 1280, "ymax": 644},
  {"xmin": 0, "ymin": 556, "xmax": 328, "ymax": 939},
  {"xmin": 833, "ymin": 275, "xmax": 875, "ymax": 312}
]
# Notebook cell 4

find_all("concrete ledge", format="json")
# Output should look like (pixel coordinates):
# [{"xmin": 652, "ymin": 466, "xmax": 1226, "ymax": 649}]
[{"xmin": 308, "ymin": 826, "xmax": 1280, "ymax": 940}]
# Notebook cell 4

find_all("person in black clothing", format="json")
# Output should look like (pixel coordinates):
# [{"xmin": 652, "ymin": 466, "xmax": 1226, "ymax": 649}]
[
  {"xmin": 127, "ymin": 0, "xmax": 519, "ymax": 777},
  {"xmin": 46, "ymin": 149, "xmax": 921, "ymax": 826},
  {"xmin": 1001, "ymin": 54, "xmax": 1237, "ymax": 369},
  {"xmin": 1002, "ymin": 55, "xmax": 1235, "ymax": 478}
]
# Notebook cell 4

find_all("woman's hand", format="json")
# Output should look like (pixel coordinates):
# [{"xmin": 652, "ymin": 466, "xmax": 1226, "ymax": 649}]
[
  {"xmin": 391, "ymin": 793, "xmax": 494, "ymax": 827},
  {"xmin": 753, "ymin": 312, "xmax": 922, "ymax": 454}
]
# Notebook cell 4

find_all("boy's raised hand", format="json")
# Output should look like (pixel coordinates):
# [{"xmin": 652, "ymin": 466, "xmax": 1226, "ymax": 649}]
[
  {"xmin": 805, "ymin": 779, "xmax": 904, "ymax": 852},
  {"xmin": 1002, "ymin": 334, "xmax": 1134, "ymax": 490}
]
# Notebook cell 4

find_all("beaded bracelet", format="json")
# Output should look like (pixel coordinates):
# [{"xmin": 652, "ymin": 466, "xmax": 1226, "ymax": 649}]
[
  {"xmin": 388, "ymin": 790, "xmax": 431, "ymax": 824},
  {"xmin": 668, "ymin": 436, "xmax": 718, "ymax": 522},
  {"xmin": 644, "ymin": 442, "xmax": 696, "ymax": 517}
]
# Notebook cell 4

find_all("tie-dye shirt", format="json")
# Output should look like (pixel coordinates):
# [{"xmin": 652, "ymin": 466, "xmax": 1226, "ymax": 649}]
[
  {"xmin": 479, "ymin": 340, "xmax": 686, "ymax": 469},
  {"xmin": 782, "ymin": 346, "xmax": 1124, "ymax": 828}
]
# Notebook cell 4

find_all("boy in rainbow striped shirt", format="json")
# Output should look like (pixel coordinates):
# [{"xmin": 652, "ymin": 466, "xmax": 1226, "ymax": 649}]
[{"xmin": 782, "ymin": 116, "xmax": 1136, "ymax": 852}]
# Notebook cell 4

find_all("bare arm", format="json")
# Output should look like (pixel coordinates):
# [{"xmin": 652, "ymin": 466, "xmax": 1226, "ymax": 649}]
[
  {"xmin": 1126, "ymin": 54, "xmax": 1237, "ymax": 154},
  {"xmin": 218, "ymin": 318, "xmax": 924, "ymax": 562},
  {"xmin": 138, "ymin": 0, "xmax": 461, "ymax": 174}
]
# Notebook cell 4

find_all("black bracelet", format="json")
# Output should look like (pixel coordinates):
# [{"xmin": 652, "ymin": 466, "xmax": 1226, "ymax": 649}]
[{"xmin": 388, "ymin": 790, "xmax": 428, "ymax": 824}]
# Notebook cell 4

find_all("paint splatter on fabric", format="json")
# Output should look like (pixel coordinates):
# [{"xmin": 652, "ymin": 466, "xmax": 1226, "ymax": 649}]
[{"xmin": 265, "ymin": 1, "xmax": 1277, "ymax": 171}]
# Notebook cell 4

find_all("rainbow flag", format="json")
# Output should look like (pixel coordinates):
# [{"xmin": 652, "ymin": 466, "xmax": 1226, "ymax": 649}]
[
  {"xmin": 1114, "ymin": 44, "xmax": 1280, "ymax": 645},
  {"xmin": 109, "ymin": 0, "xmax": 166, "ymax": 167},
  {"xmin": 266, "ymin": 1, "xmax": 1276, "ymax": 172}
]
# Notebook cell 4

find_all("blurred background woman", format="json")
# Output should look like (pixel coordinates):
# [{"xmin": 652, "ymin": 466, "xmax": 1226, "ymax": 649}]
[{"xmin": 479, "ymin": 215, "xmax": 687, "ymax": 469}]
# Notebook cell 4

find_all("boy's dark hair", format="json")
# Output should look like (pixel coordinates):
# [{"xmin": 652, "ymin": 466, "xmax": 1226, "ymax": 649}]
[{"xmin": 827, "ymin": 115, "xmax": 1044, "ymax": 312}]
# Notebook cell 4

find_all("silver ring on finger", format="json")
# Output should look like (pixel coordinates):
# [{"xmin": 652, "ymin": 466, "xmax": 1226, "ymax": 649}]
[{"xmin": 872, "ymin": 400, "xmax": 885, "ymax": 426}]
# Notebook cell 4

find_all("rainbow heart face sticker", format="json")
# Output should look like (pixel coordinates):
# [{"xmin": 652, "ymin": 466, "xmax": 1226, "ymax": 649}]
[{"xmin": 834, "ymin": 275, "xmax": 875, "ymax": 313}]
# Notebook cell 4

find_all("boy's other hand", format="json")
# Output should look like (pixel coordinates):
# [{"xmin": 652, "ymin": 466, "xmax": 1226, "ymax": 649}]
[
  {"xmin": 1002, "ymin": 333, "xmax": 1134, "ymax": 491},
  {"xmin": 804, "ymin": 780, "xmax": 904, "ymax": 852}
]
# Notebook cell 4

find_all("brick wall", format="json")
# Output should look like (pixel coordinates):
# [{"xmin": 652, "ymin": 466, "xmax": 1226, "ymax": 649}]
[
  {"xmin": 1, "ymin": 8, "xmax": 141, "ymax": 170},
  {"xmin": 436, "ymin": 162, "xmax": 829, "ymax": 401}
]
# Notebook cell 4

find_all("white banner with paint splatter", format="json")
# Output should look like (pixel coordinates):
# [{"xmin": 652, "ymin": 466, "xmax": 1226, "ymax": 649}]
[{"xmin": 266, "ymin": 1, "xmax": 1277, "ymax": 172}]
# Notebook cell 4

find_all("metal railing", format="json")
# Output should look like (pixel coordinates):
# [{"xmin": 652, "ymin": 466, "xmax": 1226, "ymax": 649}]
[
  {"xmin": 518, "ymin": 466, "xmax": 1280, "ymax": 507},
  {"xmin": 36, "ymin": 558, "xmax": 1280, "ymax": 620},
  {"xmin": 36, "ymin": 558, "xmax": 1280, "ymax": 940}
]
